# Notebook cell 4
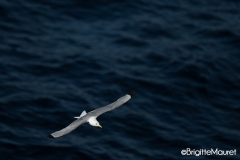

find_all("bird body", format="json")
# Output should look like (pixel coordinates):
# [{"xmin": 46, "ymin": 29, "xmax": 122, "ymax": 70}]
[{"xmin": 49, "ymin": 91, "xmax": 134, "ymax": 138}]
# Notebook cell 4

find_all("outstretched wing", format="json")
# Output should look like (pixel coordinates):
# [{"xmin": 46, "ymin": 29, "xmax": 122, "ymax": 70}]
[
  {"xmin": 90, "ymin": 91, "xmax": 134, "ymax": 117},
  {"xmin": 48, "ymin": 117, "xmax": 87, "ymax": 138}
]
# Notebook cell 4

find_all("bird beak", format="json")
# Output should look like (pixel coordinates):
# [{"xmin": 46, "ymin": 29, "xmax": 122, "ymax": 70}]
[{"xmin": 98, "ymin": 125, "xmax": 102, "ymax": 128}]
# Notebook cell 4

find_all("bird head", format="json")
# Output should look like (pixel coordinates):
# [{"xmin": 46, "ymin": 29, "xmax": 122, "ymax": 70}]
[{"xmin": 88, "ymin": 117, "xmax": 102, "ymax": 128}]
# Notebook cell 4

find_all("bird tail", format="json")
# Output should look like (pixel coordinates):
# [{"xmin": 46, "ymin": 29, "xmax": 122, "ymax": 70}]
[
  {"xmin": 74, "ymin": 110, "xmax": 87, "ymax": 119},
  {"xmin": 74, "ymin": 116, "xmax": 80, "ymax": 119}
]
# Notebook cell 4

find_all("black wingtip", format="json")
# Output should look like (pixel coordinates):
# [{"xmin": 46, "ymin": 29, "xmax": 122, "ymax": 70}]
[
  {"xmin": 48, "ymin": 134, "xmax": 54, "ymax": 138},
  {"xmin": 128, "ymin": 91, "xmax": 134, "ymax": 97}
]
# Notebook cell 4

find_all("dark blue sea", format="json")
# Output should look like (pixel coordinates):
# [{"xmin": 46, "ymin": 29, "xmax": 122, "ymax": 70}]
[{"xmin": 1, "ymin": 0, "xmax": 240, "ymax": 159}]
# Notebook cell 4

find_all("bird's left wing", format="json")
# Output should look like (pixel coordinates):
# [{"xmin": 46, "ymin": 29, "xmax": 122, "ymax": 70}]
[
  {"xmin": 49, "ymin": 117, "xmax": 87, "ymax": 138},
  {"xmin": 90, "ymin": 91, "xmax": 134, "ymax": 117}
]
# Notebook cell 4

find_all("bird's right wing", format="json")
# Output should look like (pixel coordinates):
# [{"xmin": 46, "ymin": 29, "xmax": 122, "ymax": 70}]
[
  {"xmin": 90, "ymin": 91, "xmax": 134, "ymax": 117},
  {"xmin": 49, "ymin": 117, "xmax": 86, "ymax": 138}
]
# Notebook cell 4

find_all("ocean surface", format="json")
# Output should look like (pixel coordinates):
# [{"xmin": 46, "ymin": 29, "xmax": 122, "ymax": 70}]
[{"xmin": 0, "ymin": 0, "xmax": 240, "ymax": 159}]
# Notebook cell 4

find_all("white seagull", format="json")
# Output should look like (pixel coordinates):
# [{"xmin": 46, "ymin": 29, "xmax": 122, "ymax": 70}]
[{"xmin": 48, "ymin": 91, "xmax": 134, "ymax": 138}]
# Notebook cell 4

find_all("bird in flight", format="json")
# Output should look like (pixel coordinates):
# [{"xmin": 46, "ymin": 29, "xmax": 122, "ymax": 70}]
[{"xmin": 48, "ymin": 91, "xmax": 134, "ymax": 138}]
